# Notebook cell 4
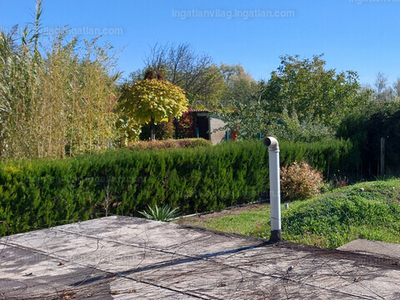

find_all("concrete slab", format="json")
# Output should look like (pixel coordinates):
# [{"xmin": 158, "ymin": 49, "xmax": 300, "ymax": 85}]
[
  {"xmin": 1, "ymin": 216, "xmax": 400, "ymax": 299},
  {"xmin": 338, "ymin": 239, "xmax": 400, "ymax": 260}
]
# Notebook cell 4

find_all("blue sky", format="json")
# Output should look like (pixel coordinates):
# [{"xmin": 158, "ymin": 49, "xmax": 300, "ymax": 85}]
[{"xmin": 1, "ymin": 0, "xmax": 399, "ymax": 86}]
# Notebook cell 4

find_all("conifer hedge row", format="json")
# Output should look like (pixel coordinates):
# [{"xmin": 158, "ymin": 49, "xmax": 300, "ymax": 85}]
[{"xmin": 0, "ymin": 139, "xmax": 352, "ymax": 236}]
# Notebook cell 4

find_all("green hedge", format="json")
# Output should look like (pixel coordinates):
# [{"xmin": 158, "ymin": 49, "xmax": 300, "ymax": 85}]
[
  {"xmin": 0, "ymin": 139, "xmax": 352, "ymax": 236},
  {"xmin": 338, "ymin": 102, "xmax": 400, "ymax": 178}
]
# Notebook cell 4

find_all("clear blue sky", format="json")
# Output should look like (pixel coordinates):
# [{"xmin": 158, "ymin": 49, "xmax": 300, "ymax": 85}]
[{"xmin": 1, "ymin": 0, "xmax": 399, "ymax": 86}]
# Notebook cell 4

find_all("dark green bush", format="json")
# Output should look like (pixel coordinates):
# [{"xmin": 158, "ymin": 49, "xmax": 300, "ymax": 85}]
[
  {"xmin": 0, "ymin": 139, "xmax": 352, "ymax": 236},
  {"xmin": 280, "ymin": 139, "xmax": 353, "ymax": 179},
  {"xmin": 338, "ymin": 101, "xmax": 400, "ymax": 178}
]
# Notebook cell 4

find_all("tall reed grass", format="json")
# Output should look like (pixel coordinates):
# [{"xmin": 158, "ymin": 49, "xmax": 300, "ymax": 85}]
[{"xmin": 0, "ymin": 0, "xmax": 120, "ymax": 160}]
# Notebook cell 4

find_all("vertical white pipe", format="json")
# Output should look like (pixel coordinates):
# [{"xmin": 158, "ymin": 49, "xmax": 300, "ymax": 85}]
[{"xmin": 264, "ymin": 137, "xmax": 282, "ymax": 243}]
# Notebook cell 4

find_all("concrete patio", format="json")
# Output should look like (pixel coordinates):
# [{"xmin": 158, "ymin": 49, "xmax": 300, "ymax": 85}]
[{"xmin": 1, "ymin": 216, "xmax": 400, "ymax": 299}]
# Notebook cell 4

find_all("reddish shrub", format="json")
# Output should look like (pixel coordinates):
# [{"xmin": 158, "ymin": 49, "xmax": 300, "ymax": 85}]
[
  {"xmin": 175, "ymin": 111, "xmax": 196, "ymax": 139},
  {"xmin": 128, "ymin": 138, "xmax": 211, "ymax": 150}
]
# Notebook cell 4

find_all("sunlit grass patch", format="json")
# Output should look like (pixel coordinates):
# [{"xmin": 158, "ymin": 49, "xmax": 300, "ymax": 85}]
[{"xmin": 176, "ymin": 179, "xmax": 400, "ymax": 249}]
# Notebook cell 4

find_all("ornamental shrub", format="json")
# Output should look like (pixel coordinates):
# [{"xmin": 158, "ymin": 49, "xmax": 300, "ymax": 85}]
[
  {"xmin": 281, "ymin": 162, "xmax": 324, "ymax": 201},
  {"xmin": 128, "ymin": 138, "xmax": 211, "ymax": 150}
]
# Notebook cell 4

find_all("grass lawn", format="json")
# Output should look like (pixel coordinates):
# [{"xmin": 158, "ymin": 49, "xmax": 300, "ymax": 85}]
[{"xmin": 176, "ymin": 179, "xmax": 400, "ymax": 249}]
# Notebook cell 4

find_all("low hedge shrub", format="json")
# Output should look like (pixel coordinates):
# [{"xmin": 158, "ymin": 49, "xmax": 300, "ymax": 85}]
[
  {"xmin": 128, "ymin": 138, "xmax": 211, "ymax": 150},
  {"xmin": 0, "ymin": 138, "xmax": 353, "ymax": 236}
]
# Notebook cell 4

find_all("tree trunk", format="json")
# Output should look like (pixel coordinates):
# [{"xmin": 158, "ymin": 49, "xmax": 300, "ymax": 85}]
[{"xmin": 150, "ymin": 117, "xmax": 156, "ymax": 141}]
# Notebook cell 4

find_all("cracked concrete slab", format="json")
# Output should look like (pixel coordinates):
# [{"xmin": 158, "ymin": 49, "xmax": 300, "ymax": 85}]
[{"xmin": 1, "ymin": 216, "xmax": 400, "ymax": 299}]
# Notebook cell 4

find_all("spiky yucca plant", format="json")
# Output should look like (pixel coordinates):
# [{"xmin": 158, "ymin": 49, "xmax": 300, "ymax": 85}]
[{"xmin": 138, "ymin": 204, "xmax": 180, "ymax": 222}]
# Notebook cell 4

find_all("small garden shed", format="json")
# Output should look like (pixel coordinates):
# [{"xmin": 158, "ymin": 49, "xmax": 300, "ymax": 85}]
[{"xmin": 175, "ymin": 110, "xmax": 227, "ymax": 145}]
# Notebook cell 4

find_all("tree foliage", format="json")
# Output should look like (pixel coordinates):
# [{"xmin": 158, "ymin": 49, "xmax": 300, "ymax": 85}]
[
  {"xmin": 219, "ymin": 63, "xmax": 258, "ymax": 109},
  {"xmin": 216, "ymin": 88, "xmax": 268, "ymax": 140},
  {"xmin": 131, "ymin": 43, "xmax": 226, "ymax": 109},
  {"xmin": 393, "ymin": 78, "xmax": 400, "ymax": 100},
  {"xmin": 217, "ymin": 55, "xmax": 368, "ymax": 141},
  {"xmin": 373, "ymin": 72, "xmax": 396, "ymax": 101},
  {"xmin": 262, "ymin": 55, "xmax": 365, "ymax": 127},
  {"xmin": 118, "ymin": 74, "xmax": 188, "ymax": 140},
  {"xmin": 126, "ymin": 79, "xmax": 188, "ymax": 123}
]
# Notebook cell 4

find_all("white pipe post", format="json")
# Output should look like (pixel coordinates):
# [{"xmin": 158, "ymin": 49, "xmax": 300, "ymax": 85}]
[{"xmin": 263, "ymin": 137, "xmax": 282, "ymax": 243}]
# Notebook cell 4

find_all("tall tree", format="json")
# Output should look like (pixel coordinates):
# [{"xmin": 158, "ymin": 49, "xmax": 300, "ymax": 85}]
[
  {"xmin": 132, "ymin": 43, "xmax": 226, "ymax": 108},
  {"xmin": 118, "ymin": 68, "xmax": 188, "ymax": 140},
  {"xmin": 374, "ymin": 72, "xmax": 395, "ymax": 101},
  {"xmin": 217, "ymin": 55, "xmax": 370, "ymax": 141},
  {"xmin": 375, "ymin": 72, "xmax": 388, "ymax": 95},
  {"xmin": 393, "ymin": 78, "xmax": 400, "ymax": 99},
  {"xmin": 262, "ymin": 54, "xmax": 364, "ymax": 127},
  {"xmin": 219, "ymin": 63, "xmax": 258, "ymax": 108}
]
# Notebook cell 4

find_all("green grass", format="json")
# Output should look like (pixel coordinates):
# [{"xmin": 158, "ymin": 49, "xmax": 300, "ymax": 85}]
[
  {"xmin": 185, "ymin": 209, "xmax": 272, "ymax": 239},
  {"xmin": 176, "ymin": 179, "xmax": 400, "ymax": 249}
]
